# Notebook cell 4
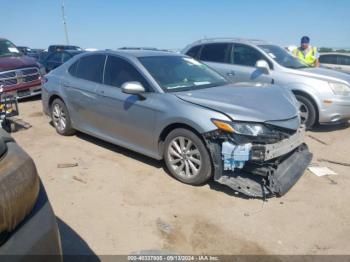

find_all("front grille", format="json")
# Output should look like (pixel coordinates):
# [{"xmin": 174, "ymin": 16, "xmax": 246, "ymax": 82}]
[
  {"xmin": 0, "ymin": 67, "xmax": 40, "ymax": 88},
  {"xmin": 24, "ymin": 74, "xmax": 39, "ymax": 82},
  {"xmin": 0, "ymin": 78, "xmax": 17, "ymax": 86}
]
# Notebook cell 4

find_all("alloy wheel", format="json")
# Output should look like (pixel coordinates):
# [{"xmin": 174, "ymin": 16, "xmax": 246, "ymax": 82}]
[
  {"xmin": 52, "ymin": 103, "xmax": 67, "ymax": 132},
  {"xmin": 299, "ymin": 101, "xmax": 309, "ymax": 124},
  {"xmin": 167, "ymin": 136, "xmax": 202, "ymax": 178}
]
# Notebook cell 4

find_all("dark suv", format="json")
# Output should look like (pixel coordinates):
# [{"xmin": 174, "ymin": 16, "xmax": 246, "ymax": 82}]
[
  {"xmin": 0, "ymin": 129, "xmax": 62, "ymax": 260},
  {"xmin": 0, "ymin": 38, "xmax": 45, "ymax": 99}
]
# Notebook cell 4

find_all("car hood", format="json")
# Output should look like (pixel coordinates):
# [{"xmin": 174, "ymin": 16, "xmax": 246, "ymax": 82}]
[
  {"xmin": 175, "ymin": 83, "xmax": 300, "ymax": 129},
  {"xmin": 292, "ymin": 67, "xmax": 350, "ymax": 85},
  {"xmin": 0, "ymin": 55, "xmax": 38, "ymax": 72}
]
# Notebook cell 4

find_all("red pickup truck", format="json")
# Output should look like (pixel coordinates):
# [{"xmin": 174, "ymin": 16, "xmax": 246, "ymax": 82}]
[{"xmin": 0, "ymin": 38, "xmax": 45, "ymax": 99}]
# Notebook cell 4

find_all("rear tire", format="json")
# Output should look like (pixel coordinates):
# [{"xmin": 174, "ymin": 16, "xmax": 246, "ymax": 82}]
[
  {"xmin": 164, "ymin": 128, "xmax": 212, "ymax": 186},
  {"xmin": 295, "ymin": 95, "xmax": 317, "ymax": 129},
  {"xmin": 51, "ymin": 98, "xmax": 75, "ymax": 136}
]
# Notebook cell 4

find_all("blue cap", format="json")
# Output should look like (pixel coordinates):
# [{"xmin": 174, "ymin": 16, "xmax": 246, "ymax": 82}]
[{"xmin": 301, "ymin": 36, "xmax": 310, "ymax": 44}]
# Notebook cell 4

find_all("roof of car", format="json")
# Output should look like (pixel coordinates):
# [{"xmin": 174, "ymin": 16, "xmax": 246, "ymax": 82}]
[
  {"xmin": 97, "ymin": 49, "xmax": 180, "ymax": 58},
  {"xmin": 189, "ymin": 37, "xmax": 270, "ymax": 46}
]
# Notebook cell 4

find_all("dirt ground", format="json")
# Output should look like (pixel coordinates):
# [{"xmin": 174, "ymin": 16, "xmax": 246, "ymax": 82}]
[{"xmin": 11, "ymin": 97, "xmax": 350, "ymax": 256}]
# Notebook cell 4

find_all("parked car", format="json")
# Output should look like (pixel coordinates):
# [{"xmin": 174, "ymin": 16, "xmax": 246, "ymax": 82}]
[
  {"xmin": 42, "ymin": 50, "xmax": 312, "ymax": 197},
  {"xmin": 17, "ymin": 46, "xmax": 43, "ymax": 61},
  {"xmin": 17, "ymin": 46, "xmax": 32, "ymax": 55},
  {"xmin": 319, "ymin": 53, "xmax": 350, "ymax": 74},
  {"xmin": 0, "ymin": 38, "xmax": 45, "ymax": 99},
  {"xmin": 48, "ymin": 45, "xmax": 82, "ymax": 53},
  {"xmin": 39, "ymin": 50, "xmax": 83, "ymax": 73},
  {"xmin": 0, "ymin": 129, "xmax": 62, "ymax": 260},
  {"xmin": 182, "ymin": 38, "xmax": 350, "ymax": 129}
]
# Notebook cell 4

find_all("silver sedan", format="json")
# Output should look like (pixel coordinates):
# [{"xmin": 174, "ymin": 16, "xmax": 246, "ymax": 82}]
[{"xmin": 42, "ymin": 50, "xmax": 312, "ymax": 197}]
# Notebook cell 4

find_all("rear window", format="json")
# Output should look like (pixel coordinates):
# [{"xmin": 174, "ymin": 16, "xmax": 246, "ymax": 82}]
[
  {"xmin": 68, "ymin": 60, "xmax": 79, "ymax": 75},
  {"xmin": 73, "ymin": 55, "xmax": 106, "ymax": 83}
]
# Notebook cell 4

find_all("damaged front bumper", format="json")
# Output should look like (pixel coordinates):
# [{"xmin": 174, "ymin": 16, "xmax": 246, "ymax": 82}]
[{"xmin": 204, "ymin": 127, "xmax": 312, "ymax": 198}]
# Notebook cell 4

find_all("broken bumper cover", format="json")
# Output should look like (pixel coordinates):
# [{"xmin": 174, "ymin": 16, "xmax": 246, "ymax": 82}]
[{"xmin": 216, "ymin": 144, "xmax": 312, "ymax": 198}]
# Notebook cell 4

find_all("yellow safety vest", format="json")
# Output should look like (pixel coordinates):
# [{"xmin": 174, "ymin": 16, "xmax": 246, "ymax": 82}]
[{"xmin": 293, "ymin": 47, "xmax": 318, "ymax": 67}]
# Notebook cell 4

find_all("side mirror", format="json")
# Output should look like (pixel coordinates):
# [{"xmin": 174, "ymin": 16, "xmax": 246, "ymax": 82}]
[
  {"xmin": 255, "ymin": 60, "xmax": 270, "ymax": 74},
  {"xmin": 121, "ymin": 81, "xmax": 146, "ymax": 95}
]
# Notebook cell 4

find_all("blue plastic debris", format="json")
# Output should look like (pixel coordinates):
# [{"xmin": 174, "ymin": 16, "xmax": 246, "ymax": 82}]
[{"xmin": 222, "ymin": 142, "xmax": 252, "ymax": 171}]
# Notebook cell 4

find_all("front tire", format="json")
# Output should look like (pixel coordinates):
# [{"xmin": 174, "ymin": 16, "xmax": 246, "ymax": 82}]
[
  {"xmin": 51, "ymin": 98, "xmax": 75, "ymax": 136},
  {"xmin": 295, "ymin": 95, "xmax": 317, "ymax": 129},
  {"xmin": 164, "ymin": 128, "xmax": 212, "ymax": 186}
]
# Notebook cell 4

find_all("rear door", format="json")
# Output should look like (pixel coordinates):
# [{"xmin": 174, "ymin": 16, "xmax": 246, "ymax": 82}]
[
  {"xmin": 197, "ymin": 43, "xmax": 235, "ymax": 80},
  {"xmin": 63, "ymin": 54, "xmax": 106, "ymax": 133},
  {"xmin": 94, "ymin": 55, "xmax": 156, "ymax": 154}
]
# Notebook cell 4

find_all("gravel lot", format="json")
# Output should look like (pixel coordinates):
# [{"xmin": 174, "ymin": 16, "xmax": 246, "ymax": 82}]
[{"xmin": 11, "ymin": 97, "xmax": 350, "ymax": 256}]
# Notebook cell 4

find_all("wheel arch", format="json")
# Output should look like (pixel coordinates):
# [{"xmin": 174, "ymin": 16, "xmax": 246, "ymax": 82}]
[
  {"xmin": 158, "ymin": 122, "xmax": 205, "ymax": 158},
  {"xmin": 48, "ymin": 94, "xmax": 64, "ymax": 110},
  {"xmin": 292, "ymin": 89, "xmax": 320, "ymax": 124}
]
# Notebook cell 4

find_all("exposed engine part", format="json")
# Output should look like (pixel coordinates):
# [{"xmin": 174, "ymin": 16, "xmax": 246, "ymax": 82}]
[
  {"xmin": 203, "ymin": 128, "xmax": 312, "ymax": 198},
  {"xmin": 221, "ymin": 142, "xmax": 252, "ymax": 170},
  {"xmin": 217, "ymin": 145, "xmax": 312, "ymax": 198}
]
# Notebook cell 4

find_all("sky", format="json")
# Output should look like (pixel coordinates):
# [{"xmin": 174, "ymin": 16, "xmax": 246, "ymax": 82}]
[{"xmin": 1, "ymin": 0, "xmax": 350, "ymax": 50}]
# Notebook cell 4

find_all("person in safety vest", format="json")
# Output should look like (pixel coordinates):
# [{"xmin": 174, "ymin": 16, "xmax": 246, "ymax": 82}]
[{"xmin": 293, "ymin": 36, "xmax": 319, "ymax": 67}]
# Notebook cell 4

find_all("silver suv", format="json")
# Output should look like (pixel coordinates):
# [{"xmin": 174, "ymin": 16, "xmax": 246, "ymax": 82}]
[{"xmin": 183, "ymin": 38, "xmax": 350, "ymax": 128}]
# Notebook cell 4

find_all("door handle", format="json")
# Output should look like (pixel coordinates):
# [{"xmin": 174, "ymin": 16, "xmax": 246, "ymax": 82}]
[
  {"xmin": 62, "ymin": 82, "xmax": 74, "ymax": 88},
  {"xmin": 226, "ymin": 71, "xmax": 235, "ymax": 76}
]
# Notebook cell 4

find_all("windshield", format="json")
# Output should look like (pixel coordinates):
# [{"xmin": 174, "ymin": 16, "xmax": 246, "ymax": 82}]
[
  {"xmin": 139, "ymin": 56, "xmax": 228, "ymax": 92},
  {"xmin": 259, "ymin": 45, "xmax": 309, "ymax": 69},
  {"xmin": 66, "ymin": 46, "xmax": 82, "ymax": 51},
  {"xmin": 0, "ymin": 40, "xmax": 21, "ymax": 57}
]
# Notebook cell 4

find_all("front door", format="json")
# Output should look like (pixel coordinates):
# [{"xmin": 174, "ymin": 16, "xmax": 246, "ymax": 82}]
[
  {"xmin": 226, "ymin": 43, "xmax": 274, "ymax": 84},
  {"xmin": 94, "ymin": 55, "xmax": 156, "ymax": 155}
]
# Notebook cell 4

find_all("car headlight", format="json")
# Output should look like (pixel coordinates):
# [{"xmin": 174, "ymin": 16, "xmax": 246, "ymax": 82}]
[
  {"xmin": 328, "ymin": 82, "xmax": 350, "ymax": 96},
  {"xmin": 211, "ymin": 119, "xmax": 273, "ymax": 136}
]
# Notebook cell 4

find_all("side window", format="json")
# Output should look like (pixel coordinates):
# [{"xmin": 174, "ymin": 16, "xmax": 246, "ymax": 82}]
[
  {"xmin": 186, "ymin": 45, "xmax": 201, "ymax": 58},
  {"xmin": 232, "ymin": 44, "xmax": 265, "ymax": 67},
  {"xmin": 75, "ymin": 54, "xmax": 106, "ymax": 83},
  {"xmin": 68, "ymin": 60, "xmax": 79, "ymax": 76},
  {"xmin": 339, "ymin": 55, "xmax": 350, "ymax": 66},
  {"xmin": 200, "ymin": 43, "xmax": 231, "ymax": 63},
  {"xmin": 319, "ymin": 55, "xmax": 338, "ymax": 64},
  {"xmin": 104, "ymin": 56, "xmax": 150, "ymax": 90}
]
